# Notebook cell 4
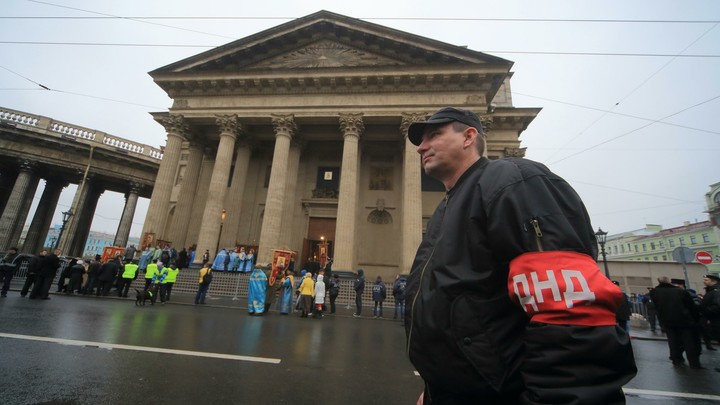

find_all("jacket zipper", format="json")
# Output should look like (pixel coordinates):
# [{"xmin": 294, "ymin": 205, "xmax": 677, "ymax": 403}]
[
  {"xmin": 529, "ymin": 218, "xmax": 544, "ymax": 252},
  {"xmin": 407, "ymin": 192, "xmax": 449, "ymax": 358}
]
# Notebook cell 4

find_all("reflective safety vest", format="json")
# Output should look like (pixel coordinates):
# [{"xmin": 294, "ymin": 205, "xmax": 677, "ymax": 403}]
[
  {"xmin": 153, "ymin": 267, "xmax": 168, "ymax": 284},
  {"xmin": 122, "ymin": 263, "xmax": 138, "ymax": 279},
  {"xmin": 145, "ymin": 263, "xmax": 158, "ymax": 279},
  {"xmin": 165, "ymin": 267, "xmax": 179, "ymax": 283}
]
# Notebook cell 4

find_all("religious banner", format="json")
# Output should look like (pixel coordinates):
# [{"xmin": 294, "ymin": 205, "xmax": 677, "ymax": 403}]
[
  {"xmin": 319, "ymin": 242, "xmax": 328, "ymax": 269},
  {"xmin": 270, "ymin": 249, "xmax": 294, "ymax": 285},
  {"xmin": 101, "ymin": 246, "xmax": 125, "ymax": 263},
  {"xmin": 141, "ymin": 232, "xmax": 155, "ymax": 250}
]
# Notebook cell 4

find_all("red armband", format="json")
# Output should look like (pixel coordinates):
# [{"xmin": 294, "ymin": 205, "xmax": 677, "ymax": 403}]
[{"xmin": 508, "ymin": 251, "xmax": 621, "ymax": 326}]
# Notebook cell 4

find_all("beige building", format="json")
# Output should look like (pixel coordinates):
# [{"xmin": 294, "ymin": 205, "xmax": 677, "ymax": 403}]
[{"xmin": 140, "ymin": 11, "xmax": 539, "ymax": 277}]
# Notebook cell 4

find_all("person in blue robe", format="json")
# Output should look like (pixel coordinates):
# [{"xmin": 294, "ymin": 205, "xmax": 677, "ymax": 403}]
[
  {"xmin": 189, "ymin": 249, "xmax": 196, "ymax": 266},
  {"xmin": 234, "ymin": 247, "xmax": 247, "ymax": 272},
  {"xmin": 242, "ymin": 248, "xmax": 255, "ymax": 273},
  {"xmin": 137, "ymin": 249, "xmax": 152, "ymax": 271},
  {"xmin": 230, "ymin": 250, "xmax": 240, "ymax": 272},
  {"xmin": 248, "ymin": 265, "xmax": 267, "ymax": 315},
  {"xmin": 280, "ymin": 270, "xmax": 295, "ymax": 315},
  {"xmin": 211, "ymin": 249, "xmax": 227, "ymax": 271}
]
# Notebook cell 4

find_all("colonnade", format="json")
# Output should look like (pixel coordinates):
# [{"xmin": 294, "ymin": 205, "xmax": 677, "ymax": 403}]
[
  {"xmin": 142, "ymin": 111, "xmax": 427, "ymax": 271},
  {"xmin": 0, "ymin": 160, "xmax": 143, "ymax": 257}
]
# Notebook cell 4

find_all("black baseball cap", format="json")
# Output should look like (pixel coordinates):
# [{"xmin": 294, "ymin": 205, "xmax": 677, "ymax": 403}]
[
  {"xmin": 706, "ymin": 273, "xmax": 720, "ymax": 282},
  {"xmin": 408, "ymin": 107, "xmax": 484, "ymax": 146}
]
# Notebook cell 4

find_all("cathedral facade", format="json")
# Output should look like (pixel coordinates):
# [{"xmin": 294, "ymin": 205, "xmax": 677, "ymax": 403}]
[{"xmin": 141, "ymin": 11, "xmax": 539, "ymax": 277}]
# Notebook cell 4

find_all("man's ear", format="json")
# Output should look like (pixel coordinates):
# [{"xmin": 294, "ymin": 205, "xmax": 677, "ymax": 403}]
[{"xmin": 463, "ymin": 127, "xmax": 478, "ymax": 149}]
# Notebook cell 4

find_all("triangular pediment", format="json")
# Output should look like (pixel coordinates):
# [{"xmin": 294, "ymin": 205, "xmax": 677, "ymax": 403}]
[
  {"xmin": 151, "ymin": 10, "xmax": 511, "ymax": 76},
  {"xmin": 248, "ymin": 40, "xmax": 404, "ymax": 70}
]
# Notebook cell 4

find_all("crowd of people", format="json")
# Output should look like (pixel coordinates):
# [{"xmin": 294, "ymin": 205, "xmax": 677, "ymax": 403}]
[{"xmin": 643, "ymin": 275, "xmax": 720, "ymax": 372}]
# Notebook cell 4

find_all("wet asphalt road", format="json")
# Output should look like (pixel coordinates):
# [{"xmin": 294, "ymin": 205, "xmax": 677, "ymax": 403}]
[{"xmin": 1, "ymin": 292, "xmax": 720, "ymax": 405}]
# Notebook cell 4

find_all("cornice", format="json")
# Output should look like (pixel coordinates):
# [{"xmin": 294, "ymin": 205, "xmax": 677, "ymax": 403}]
[{"xmin": 157, "ymin": 70, "xmax": 508, "ymax": 99}]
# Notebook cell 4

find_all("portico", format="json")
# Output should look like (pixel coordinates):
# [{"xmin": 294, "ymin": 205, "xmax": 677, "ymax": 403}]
[{"xmin": 142, "ymin": 11, "xmax": 539, "ymax": 277}]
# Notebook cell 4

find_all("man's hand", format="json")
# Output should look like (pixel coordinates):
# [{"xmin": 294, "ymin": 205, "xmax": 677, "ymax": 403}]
[{"xmin": 416, "ymin": 392, "xmax": 424, "ymax": 405}]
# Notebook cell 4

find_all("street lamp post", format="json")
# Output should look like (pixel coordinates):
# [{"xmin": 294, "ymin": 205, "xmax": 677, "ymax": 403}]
[
  {"xmin": 595, "ymin": 227, "xmax": 610, "ymax": 279},
  {"xmin": 54, "ymin": 209, "xmax": 73, "ymax": 251},
  {"xmin": 215, "ymin": 209, "xmax": 227, "ymax": 255}
]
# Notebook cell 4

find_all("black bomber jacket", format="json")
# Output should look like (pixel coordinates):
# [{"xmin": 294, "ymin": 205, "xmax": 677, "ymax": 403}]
[{"xmin": 404, "ymin": 157, "xmax": 636, "ymax": 404}]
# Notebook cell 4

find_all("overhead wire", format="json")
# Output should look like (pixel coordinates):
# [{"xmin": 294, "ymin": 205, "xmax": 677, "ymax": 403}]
[
  {"xmin": 543, "ymin": 21, "xmax": 720, "ymax": 162},
  {"xmin": 548, "ymin": 94, "xmax": 720, "ymax": 165}
]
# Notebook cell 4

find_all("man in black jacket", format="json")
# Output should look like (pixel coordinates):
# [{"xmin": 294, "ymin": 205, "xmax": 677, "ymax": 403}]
[
  {"xmin": 353, "ymin": 268, "xmax": 365, "ymax": 318},
  {"xmin": 405, "ymin": 107, "xmax": 636, "ymax": 404},
  {"xmin": 650, "ymin": 276, "xmax": 703, "ymax": 368},
  {"xmin": 96, "ymin": 256, "xmax": 120, "ymax": 296},
  {"xmin": 700, "ymin": 274, "xmax": 720, "ymax": 351},
  {"xmin": 30, "ymin": 249, "xmax": 61, "ymax": 300},
  {"xmin": 21, "ymin": 250, "xmax": 46, "ymax": 297},
  {"xmin": 0, "ymin": 247, "xmax": 21, "ymax": 298}
]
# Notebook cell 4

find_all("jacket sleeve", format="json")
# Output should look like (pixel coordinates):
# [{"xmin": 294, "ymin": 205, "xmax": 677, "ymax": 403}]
[{"xmin": 481, "ymin": 160, "xmax": 637, "ymax": 404}]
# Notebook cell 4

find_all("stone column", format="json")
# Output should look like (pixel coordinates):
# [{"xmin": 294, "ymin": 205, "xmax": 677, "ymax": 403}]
[
  {"xmin": 401, "ymin": 113, "xmax": 426, "ymax": 273},
  {"xmin": 166, "ymin": 142, "xmax": 203, "ymax": 249},
  {"xmin": 188, "ymin": 150, "xmax": 215, "ymax": 260},
  {"xmin": 58, "ymin": 173, "xmax": 91, "ymax": 255},
  {"xmin": 0, "ymin": 161, "xmax": 39, "ymax": 251},
  {"xmin": 0, "ymin": 171, "xmax": 18, "ymax": 216},
  {"xmin": 279, "ymin": 140, "xmax": 302, "ymax": 248},
  {"xmin": 68, "ymin": 184, "xmax": 104, "ymax": 257},
  {"xmin": 221, "ymin": 138, "xmax": 253, "ymax": 249},
  {"xmin": 23, "ymin": 178, "xmax": 67, "ymax": 254},
  {"xmin": 333, "ymin": 113, "xmax": 364, "ymax": 271},
  {"xmin": 10, "ymin": 174, "xmax": 41, "ymax": 249},
  {"xmin": 141, "ymin": 115, "xmax": 188, "ymax": 242},
  {"xmin": 113, "ymin": 182, "xmax": 142, "ymax": 248},
  {"xmin": 195, "ymin": 115, "xmax": 240, "ymax": 258},
  {"xmin": 257, "ymin": 114, "xmax": 296, "ymax": 264}
]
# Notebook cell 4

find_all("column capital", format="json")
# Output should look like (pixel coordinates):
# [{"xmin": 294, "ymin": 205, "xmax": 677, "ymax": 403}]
[
  {"xmin": 503, "ymin": 147, "xmax": 526, "ymax": 158},
  {"xmin": 160, "ymin": 114, "xmax": 189, "ymax": 138},
  {"xmin": 480, "ymin": 116, "xmax": 493, "ymax": 135},
  {"xmin": 400, "ymin": 112, "xmax": 427, "ymax": 140},
  {"xmin": 215, "ymin": 114, "xmax": 242, "ymax": 140},
  {"xmin": 271, "ymin": 114, "xmax": 297, "ymax": 139},
  {"xmin": 339, "ymin": 113, "xmax": 364, "ymax": 138},
  {"xmin": 128, "ymin": 181, "xmax": 143, "ymax": 194},
  {"xmin": 18, "ymin": 159, "xmax": 36, "ymax": 173}
]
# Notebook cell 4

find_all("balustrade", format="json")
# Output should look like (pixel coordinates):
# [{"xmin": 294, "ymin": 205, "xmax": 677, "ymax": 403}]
[
  {"xmin": 0, "ymin": 108, "xmax": 39, "ymax": 126},
  {"xmin": 0, "ymin": 105, "xmax": 163, "ymax": 161}
]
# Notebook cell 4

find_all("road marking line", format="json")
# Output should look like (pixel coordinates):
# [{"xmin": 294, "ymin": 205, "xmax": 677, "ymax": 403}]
[
  {"xmin": 623, "ymin": 388, "xmax": 720, "ymax": 401},
  {"xmin": 0, "ymin": 332, "xmax": 281, "ymax": 364}
]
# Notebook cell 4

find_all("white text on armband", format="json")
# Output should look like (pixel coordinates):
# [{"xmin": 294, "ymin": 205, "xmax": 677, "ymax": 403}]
[{"xmin": 512, "ymin": 269, "xmax": 596, "ymax": 313}]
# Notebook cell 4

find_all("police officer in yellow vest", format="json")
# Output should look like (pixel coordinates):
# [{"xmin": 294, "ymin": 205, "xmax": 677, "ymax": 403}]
[
  {"xmin": 118, "ymin": 261, "xmax": 138, "ymax": 298},
  {"xmin": 164, "ymin": 261, "xmax": 179, "ymax": 302},
  {"xmin": 153, "ymin": 263, "xmax": 169, "ymax": 303},
  {"xmin": 144, "ymin": 260, "xmax": 159, "ymax": 290}
]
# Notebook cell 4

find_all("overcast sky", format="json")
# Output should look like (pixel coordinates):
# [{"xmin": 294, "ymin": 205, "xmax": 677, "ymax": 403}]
[{"xmin": 1, "ymin": 0, "xmax": 718, "ymax": 241}]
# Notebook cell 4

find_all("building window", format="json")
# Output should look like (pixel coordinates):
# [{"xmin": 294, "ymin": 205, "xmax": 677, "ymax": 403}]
[
  {"xmin": 679, "ymin": 237, "xmax": 685, "ymax": 246},
  {"xmin": 653, "ymin": 256, "xmax": 658, "ymax": 261},
  {"xmin": 659, "ymin": 240, "xmax": 664, "ymax": 248},
  {"xmin": 690, "ymin": 235, "xmax": 697, "ymax": 245},
  {"xmin": 621, "ymin": 245, "xmax": 625, "ymax": 253},
  {"xmin": 369, "ymin": 166, "xmax": 393, "ymax": 190},
  {"xmin": 613, "ymin": 246, "xmax": 618, "ymax": 255},
  {"xmin": 662, "ymin": 255, "xmax": 667, "ymax": 261},
  {"xmin": 634, "ymin": 245, "xmax": 639, "ymax": 253},
  {"xmin": 703, "ymin": 233, "xmax": 710, "ymax": 243},
  {"xmin": 651, "ymin": 242, "xmax": 656, "ymax": 250},
  {"xmin": 669, "ymin": 239, "xmax": 675, "ymax": 247},
  {"xmin": 642, "ymin": 243, "xmax": 647, "ymax": 252},
  {"xmin": 627, "ymin": 243, "xmax": 631, "ymax": 251}
]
